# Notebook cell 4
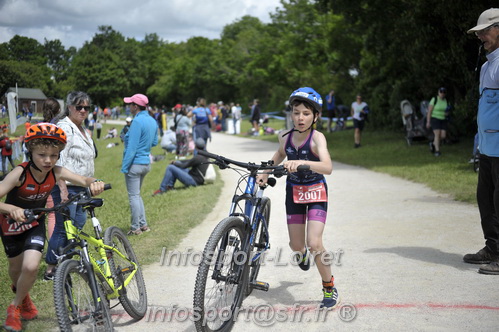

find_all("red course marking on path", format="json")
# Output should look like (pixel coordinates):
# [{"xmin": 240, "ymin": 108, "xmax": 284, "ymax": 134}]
[{"xmin": 354, "ymin": 303, "xmax": 499, "ymax": 310}]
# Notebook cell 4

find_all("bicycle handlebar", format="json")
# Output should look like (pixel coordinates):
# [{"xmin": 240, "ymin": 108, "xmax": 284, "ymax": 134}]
[
  {"xmin": 198, "ymin": 150, "xmax": 310, "ymax": 177},
  {"xmin": 8, "ymin": 184, "xmax": 112, "ymax": 227}
]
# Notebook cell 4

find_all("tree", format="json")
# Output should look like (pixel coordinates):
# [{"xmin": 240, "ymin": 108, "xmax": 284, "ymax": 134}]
[
  {"xmin": 44, "ymin": 39, "xmax": 75, "ymax": 82},
  {"xmin": 0, "ymin": 60, "xmax": 49, "ymax": 97},
  {"xmin": 68, "ymin": 26, "xmax": 144, "ymax": 107},
  {"xmin": 320, "ymin": 0, "xmax": 497, "ymax": 133},
  {"xmin": 2, "ymin": 35, "xmax": 46, "ymax": 66}
]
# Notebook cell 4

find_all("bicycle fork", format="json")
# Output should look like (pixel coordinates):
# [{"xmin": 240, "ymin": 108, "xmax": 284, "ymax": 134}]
[{"xmin": 78, "ymin": 242, "xmax": 108, "ymax": 322}]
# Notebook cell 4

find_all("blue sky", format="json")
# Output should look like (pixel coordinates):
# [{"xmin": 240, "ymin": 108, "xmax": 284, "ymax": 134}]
[{"xmin": 0, "ymin": 0, "xmax": 283, "ymax": 48}]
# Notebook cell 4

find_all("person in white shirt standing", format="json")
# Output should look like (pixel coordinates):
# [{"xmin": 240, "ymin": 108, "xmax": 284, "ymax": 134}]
[
  {"xmin": 350, "ymin": 94, "xmax": 368, "ymax": 148},
  {"xmin": 45, "ymin": 91, "xmax": 97, "ymax": 280}
]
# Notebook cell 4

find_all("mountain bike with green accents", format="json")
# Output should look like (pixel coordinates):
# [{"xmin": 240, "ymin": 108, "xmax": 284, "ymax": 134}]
[{"xmin": 16, "ymin": 184, "xmax": 147, "ymax": 331}]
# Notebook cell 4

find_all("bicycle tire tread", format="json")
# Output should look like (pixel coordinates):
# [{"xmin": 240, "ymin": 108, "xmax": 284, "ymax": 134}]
[{"xmin": 193, "ymin": 216, "xmax": 247, "ymax": 332}]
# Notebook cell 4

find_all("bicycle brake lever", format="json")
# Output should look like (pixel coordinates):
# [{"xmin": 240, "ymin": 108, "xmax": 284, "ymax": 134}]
[
  {"xmin": 216, "ymin": 161, "xmax": 229, "ymax": 169},
  {"xmin": 8, "ymin": 209, "xmax": 38, "ymax": 229}
]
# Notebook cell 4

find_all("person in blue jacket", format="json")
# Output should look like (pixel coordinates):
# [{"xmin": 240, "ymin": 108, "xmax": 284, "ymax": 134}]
[
  {"xmin": 464, "ymin": 8, "xmax": 499, "ymax": 274},
  {"xmin": 122, "ymin": 94, "xmax": 158, "ymax": 235}
]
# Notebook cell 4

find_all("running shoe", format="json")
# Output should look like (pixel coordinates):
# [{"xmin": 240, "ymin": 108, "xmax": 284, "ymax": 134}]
[
  {"xmin": 4, "ymin": 305, "xmax": 22, "ymax": 332},
  {"xmin": 20, "ymin": 294, "xmax": 38, "ymax": 320},
  {"xmin": 320, "ymin": 287, "xmax": 339, "ymax": 308},
  {"xmin": 294, "ymin": 249, "xmax": 310, "ymax": 271}
]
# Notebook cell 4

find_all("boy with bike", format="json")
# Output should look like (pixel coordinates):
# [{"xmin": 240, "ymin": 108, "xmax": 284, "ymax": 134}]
[
  {"xmin": 257, "ymin": 87, "xmax": 338, "ymax": 308},
  {"xmin": 0, "ymin": 123, "xmax": 105, "ymax": 332}
]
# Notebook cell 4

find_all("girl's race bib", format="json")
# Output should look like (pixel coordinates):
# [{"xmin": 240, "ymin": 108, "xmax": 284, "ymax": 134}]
[{"xmin": 292, "ymin": 183, "xmax": 327, "ymax": 204}]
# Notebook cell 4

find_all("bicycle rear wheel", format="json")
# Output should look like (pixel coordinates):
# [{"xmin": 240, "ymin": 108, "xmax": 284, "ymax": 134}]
[
  {"xmin": 53, "ymin": 259, "xmax": 113, "ymax": 332},
  {"xmin": 104, "ymin": 226, "xmax": 148, "ymax": 320},
  {"xmin": 245, "ymin": 197, "xmax": 271, "ymax": 297},
  {"xmin": 193, "ymin": 217, "xmax": 248, "ymax": 332}
]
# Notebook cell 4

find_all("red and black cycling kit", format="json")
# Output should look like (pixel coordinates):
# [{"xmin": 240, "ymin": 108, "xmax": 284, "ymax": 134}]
[{"xmin": 0, "ymin": 162, "xmax": 56, "ymax": 257}]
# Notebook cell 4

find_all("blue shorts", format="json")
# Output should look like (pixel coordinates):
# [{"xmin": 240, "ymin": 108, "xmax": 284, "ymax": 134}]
[{"xmin": 285, "ymin": 182, "xmax": 328, "ymax": 224}]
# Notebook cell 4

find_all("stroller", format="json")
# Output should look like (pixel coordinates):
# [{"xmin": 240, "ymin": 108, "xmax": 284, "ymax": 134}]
[
  {"xmin": 332, "ymin": 105, "xmax": 350, "ymax": 131},
  {"xmin": 400, "ymin": 100, "xmax": 434, "ymax": 146}
]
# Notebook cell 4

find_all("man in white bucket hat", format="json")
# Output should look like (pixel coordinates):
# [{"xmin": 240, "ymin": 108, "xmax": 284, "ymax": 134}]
[{"xmin": 463, "ymin": 9, "xmax": 499, "ymax": 274}]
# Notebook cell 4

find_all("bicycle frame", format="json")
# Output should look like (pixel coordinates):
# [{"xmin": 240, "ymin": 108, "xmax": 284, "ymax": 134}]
[
  {"xmin": 204, "ymin": 169, "xmax": 272, "ymax": 294},
  {"xmin": 229, "ymin": 171, "xmax": 269, "ymax": 257},
  {"xmin": 62, "ymin": 219, "xmax": 140, "ymax": 300}
]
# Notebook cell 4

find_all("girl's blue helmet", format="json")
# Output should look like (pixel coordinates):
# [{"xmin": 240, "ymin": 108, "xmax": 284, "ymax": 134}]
[{"xmin": 289, "ymin": 87, "xmax": 323, "ymax": 113}]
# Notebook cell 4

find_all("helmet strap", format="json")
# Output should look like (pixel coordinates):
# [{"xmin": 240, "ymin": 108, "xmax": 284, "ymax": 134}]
[
  {"xmin": 27, "ymin": 153, "xmax": 42, "ymax": 173},
  {"xmin": 282, "ymin": 115, "xmax": 317, "ymax": 137}
]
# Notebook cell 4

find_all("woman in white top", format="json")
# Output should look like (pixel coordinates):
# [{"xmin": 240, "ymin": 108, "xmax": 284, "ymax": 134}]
[
  {"xmin": 351, "ymin": 95, "xmax": 368, "ymax": 148},
  {"xmin": 45, "ymin": 91, "xmax": 97, "ymax": 279}
]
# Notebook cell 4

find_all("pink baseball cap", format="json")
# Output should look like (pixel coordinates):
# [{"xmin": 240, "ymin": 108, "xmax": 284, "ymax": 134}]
[
  {"xmin": 123, "ymin": 94, "xmax": 149, "ymax": 107},
  {"xmin": 173, "ymin": 104, "xmax": 182, "ymax": 109}
]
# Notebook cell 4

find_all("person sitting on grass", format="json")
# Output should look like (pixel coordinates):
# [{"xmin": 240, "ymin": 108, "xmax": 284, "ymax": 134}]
[
  {"xmin": 103, "ymin": 127, "xmax": 118, "ymax": 139},
  {"xmin": 0, "ymin": 123, "xmax": 105, "ymax": 332},
  {"xmin": 152, "ymin": 138, "xmax": 209, "ymax": 196},
  {"xmin": 161, "ymin": 127, "xmax": 177, "ymax": 154}
]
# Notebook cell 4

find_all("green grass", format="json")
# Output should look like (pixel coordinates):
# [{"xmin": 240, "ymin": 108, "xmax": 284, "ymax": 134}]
[{"xmin": 1, "ymin": 117, "xmax": 477, "ymax": 330}]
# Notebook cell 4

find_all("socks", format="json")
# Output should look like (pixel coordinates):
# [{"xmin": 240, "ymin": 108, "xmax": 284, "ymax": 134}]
[{"xmin": 322, "ymin": 276, "xmax": 335, "ymax": 291}]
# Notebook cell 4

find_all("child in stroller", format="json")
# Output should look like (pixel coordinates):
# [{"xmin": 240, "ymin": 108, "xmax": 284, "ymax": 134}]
[{"xmin": 400, "ymin": 99, "xmax": 434, "ymax": 146}]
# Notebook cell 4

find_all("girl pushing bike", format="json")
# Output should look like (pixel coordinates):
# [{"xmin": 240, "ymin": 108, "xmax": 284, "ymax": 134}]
[
  {"xmin": 257, "ymin": 87, "xmax": 338, "ymax": 308},
  {"xmin": 0, "ymin": 123, "xmax": 105, "ymax": 332}
]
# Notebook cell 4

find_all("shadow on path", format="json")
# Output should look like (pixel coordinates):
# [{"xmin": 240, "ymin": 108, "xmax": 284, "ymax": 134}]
[{"xmin": 364, "ymin": 246, "xmax": 470, "ymax": 271}]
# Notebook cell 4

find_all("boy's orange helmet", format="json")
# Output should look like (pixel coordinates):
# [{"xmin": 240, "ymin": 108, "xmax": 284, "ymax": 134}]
[{"xmin": 25, "ymin": 123, "xmax": 67, "ymax": 144}]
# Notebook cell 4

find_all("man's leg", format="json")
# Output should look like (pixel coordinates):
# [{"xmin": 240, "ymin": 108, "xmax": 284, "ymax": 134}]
[
  {"xmin": 171, "ymin": 166, "xmax": 197, "ymax": 187},
  {"xmin": 159, "ymin": 165, "xmax": 177, "ymax": 191},
  {"xmin": 478, "ymin": 157, "xmax": 499, "ymax": 253}
]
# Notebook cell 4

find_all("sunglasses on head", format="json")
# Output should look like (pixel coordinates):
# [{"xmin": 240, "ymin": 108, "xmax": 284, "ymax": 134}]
[{"xmin": 74, "ymin": 105, "xmax": 91, "ymax": 111}]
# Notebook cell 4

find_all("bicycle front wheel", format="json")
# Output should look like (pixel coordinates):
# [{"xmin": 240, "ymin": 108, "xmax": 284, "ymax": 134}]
[
  {"xmin": 193, "ymin": 217, "xmax": 248, "ymax": 332},
  {"xmin": 104, "ymin": 226, "xmax": 148, "ymax": 320},
  {"xmin": 245, "ymin": 197, "xmax": 271, "ymax": 297},
  {"xmin": 53, "ymin": 259, "xmax": 113, "ymax": 332}
]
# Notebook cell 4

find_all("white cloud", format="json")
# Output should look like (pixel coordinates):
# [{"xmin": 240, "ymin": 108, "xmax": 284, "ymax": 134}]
[{"xmin": 0, "ymin": 0, "xmax": 283, "ymax": 48}]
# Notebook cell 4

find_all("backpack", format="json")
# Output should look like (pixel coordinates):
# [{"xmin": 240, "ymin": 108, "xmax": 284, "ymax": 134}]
[
  {"xmin": 204, "ymin": 164, "xmax": 216, "ymax": 183},
  {"xmin": 198, "ymin": 163, "xmax": 216, "ymax": 184},
  {"xmin": 4, "ymin": 140, "xmax": 12, "ymax": 151}
]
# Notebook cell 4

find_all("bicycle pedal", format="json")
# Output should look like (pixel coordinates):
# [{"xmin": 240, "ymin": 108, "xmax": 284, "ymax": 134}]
[
  {"xmin": 250, "ymin": 280, "xmax": 269, "ymax": 292},
  {"xmin": 255, "ymin": 242, "xmax": 270, "ymax": 249}
]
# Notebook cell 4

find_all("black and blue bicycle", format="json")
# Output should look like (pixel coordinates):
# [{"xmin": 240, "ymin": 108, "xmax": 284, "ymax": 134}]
[{"xmin": 192, "ymin": 150, "xmax": 308, "ymax": 332}]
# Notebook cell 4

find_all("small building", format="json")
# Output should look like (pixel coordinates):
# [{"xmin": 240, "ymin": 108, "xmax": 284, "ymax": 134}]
[{"xmin": 4, "ymin": 87, "xmax": 47, "ymax": 114}]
